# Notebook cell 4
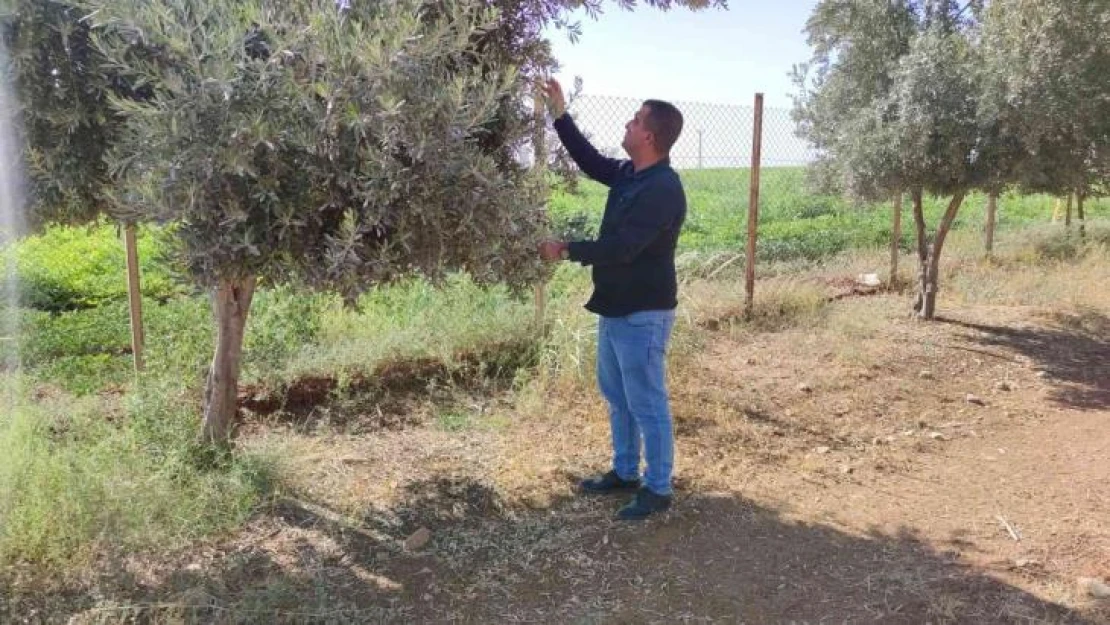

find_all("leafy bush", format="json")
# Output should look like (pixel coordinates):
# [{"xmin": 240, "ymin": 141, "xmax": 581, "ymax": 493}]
[{"xmin": 14, "ymin": 222, "xmax": 186, "ymax": 312}]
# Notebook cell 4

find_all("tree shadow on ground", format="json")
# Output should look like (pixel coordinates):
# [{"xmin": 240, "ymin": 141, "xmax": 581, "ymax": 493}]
[
  {"xmin": 940, "ymin": 310, "xmax": 1110, "ymax": 411},
  {"xmin": 11, "ymin": 475, "xmax": 1103, "ymax": 624}
]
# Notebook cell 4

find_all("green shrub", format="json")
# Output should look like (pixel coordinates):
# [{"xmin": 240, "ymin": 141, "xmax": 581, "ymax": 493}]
[
  {"xmin": 14, "ymin": 222, "xmax": 186, "ymax": 312},
  {"xmin": 242, "ymin": 285, "xmax": 326, "ymax": 379}
]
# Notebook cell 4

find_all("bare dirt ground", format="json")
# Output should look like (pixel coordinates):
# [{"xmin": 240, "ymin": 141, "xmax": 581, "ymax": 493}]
[{"xmin": 5, "ymin": 286, "xmax": 1109, "ymax": 624}]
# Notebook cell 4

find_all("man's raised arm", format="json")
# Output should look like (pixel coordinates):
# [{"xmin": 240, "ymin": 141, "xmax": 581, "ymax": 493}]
[{"xmin": 543, "ymin": 79, "xmax": 622, "ymax": 186}]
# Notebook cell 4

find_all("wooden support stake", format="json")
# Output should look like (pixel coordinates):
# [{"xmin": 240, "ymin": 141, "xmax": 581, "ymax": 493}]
[
  {"xmin": 124, "ymin": 224, "xmax": 145, "ymax": 373},
  {"xmin": 744, "ymin": 93, "xmax": 764, "ymax": 320},
  {"xmin": 891, "ymin": 193, "xmax": 903, "ymax": 285},
  {"xmin": 984, "ymin": 191, "xmax": 997, "ymax": 257}
]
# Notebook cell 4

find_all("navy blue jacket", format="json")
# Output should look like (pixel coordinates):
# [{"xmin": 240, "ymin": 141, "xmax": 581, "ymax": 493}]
[{"xmin": 554, "ymin": 113, "xmax": 687, "ymax": 318}]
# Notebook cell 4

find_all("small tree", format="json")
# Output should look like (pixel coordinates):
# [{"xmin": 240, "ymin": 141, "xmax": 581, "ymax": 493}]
[
  {"xmin": 78, "ymin": 0, "xmax": 551, "ymax": 443},
  {"xmin": 889, "ymin": 24, "xmax": 983, "ymax": 318},
  {"xmin": 791, "ymin": 0, "xmax": 918, "ymax": 283},
  {"xmin": 979, "ymin": 0, "xmax": 1110, "ymax": 233},
  {"xmin": 795, "ymin": 1, "xmax": 1000, "ymax": 319}
]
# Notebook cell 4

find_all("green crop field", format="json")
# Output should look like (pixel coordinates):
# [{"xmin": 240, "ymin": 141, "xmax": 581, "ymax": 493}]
[{"xmin": 548, "ymin": 166, "xmax": 1108, "ymax": 261}]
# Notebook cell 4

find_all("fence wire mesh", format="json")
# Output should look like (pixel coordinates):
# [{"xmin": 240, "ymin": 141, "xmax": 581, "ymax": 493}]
[{"xmin": 560, "ymin": 94, "xmax": 816, "ymax": 170}]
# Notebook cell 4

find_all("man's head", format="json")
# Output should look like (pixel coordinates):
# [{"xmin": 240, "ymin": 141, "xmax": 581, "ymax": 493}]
[{"xmin": 622, "ymin": 99, "xmax": 684, "ymax": 161}]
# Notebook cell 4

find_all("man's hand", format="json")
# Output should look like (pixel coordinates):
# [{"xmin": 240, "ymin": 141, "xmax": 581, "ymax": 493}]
[
  {"xmin": 539, "ymin": 240, "xmax": 568, "ymax": 262},
  {"xmin": 542, "ymin": 78, "xmax": 567, "ymax": 120}
]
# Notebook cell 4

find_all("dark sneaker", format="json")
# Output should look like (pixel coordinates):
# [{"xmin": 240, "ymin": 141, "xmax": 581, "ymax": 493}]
[
  {"xmin": 616, "ymin": 487, "xmax": 672, "ymax": 521},
  {"xmin": 579, "ymin": 470, "xmax": 642, "ymax": 495}
]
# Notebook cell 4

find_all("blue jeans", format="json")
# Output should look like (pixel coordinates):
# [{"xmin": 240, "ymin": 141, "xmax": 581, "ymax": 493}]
[{"xmin": 596, "ymin": 309, "xmax": 676, "ymax": 496}]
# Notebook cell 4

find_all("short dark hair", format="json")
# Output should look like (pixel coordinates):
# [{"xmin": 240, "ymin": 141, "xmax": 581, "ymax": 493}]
[{"xmin": 642, "ymin": 100, "xmax": 684, "ymax": 154}]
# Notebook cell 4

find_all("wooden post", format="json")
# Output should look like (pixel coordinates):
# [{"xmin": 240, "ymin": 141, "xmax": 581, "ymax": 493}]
[
  {"xmin": 744, "ymin": 93, "xmax": 764, "ymax": 320},
  {"xmin": 891, "ymin": 193, "xmax": 902, "ymax": 286},
  {"xmin": 1065, "ymin": 193, "xmax": 1072, "ymax": 228},
  {"xmin": 124, "ymin": 224, "xmax": 145, "ymax": 373},
  {"xmin": 984, "ymin": 191, "xmax": 998, "ymax": 257},
  {"xmin": 533, "ymin": 92, "xmax": 548, "ymax": 329},
  {"xmin": 1077, "ymin": 191, "xmax": 1086, "ymax": 237}
]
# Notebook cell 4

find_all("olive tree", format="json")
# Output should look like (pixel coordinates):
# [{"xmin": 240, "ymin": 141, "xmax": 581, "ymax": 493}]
[
  {"xmin": 76, "ymin": 0, "xmax": 551, "ymax": 443},
  {"xmin": 979, "ymin": 0, "xmax": 1110, "ymax": 230},
  {"xmin": 794, "ymin": 1, "xmax": 1001, "ymax": 319}
]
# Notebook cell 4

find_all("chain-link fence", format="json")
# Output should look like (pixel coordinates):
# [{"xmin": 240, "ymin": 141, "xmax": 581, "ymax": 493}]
[{"xmin": 552, "ymin": 94, "xmax": 816, "ymax": 170}]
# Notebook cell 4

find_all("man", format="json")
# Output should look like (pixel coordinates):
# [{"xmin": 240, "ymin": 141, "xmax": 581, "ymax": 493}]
[{"xmin": 538, "ymin": 79, "xmax": 687, "ymax": 521}]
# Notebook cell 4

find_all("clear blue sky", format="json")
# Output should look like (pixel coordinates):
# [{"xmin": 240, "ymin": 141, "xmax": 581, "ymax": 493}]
[{"xmin": 543, "ymin": 1, "xmax": 819, "ymax": 110}]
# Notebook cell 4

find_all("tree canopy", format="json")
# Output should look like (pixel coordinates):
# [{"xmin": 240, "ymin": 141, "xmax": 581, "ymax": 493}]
[{"xmin": 792, "ymin": 0, "xmax": 1110, "ymax": 318}]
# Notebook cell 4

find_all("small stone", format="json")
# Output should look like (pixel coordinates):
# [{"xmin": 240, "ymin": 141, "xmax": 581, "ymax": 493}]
[
  {"xmin": 798, "ymin": 382, "xmax": 813, "ymax": 393},
  {"xmin": 1013, "ymin": 558, "xmax": 1040, "ymax": 568},
  {"xmin": 995, "ymin": 381, "xmax": 1013, "ymax": 392},
  {"xmin": 746, "ymin": 357, "xmax": 757, "ymax": 365},
  {"xmin": 840, "ymin": 465, "xmax": 854, "ymax": 474},
  {"xmin": 404, "ymin": 527, "xmax": 432, "ymax": 551},
  {"xmin": 928, "ymin": 432, "xmax": 947, "ymax": 441},
  {"xmin": 1077, "ymin": 577, "xmax": 1110, "ymax": 599},
  {"xmin": 966, "ymin": 394, "xmax": 985, "ymax": 406},
  {"xmin": 1036, "ymin": 371, "xmax": 1050, "ymax": 378},
  {"xmin": 816, "ymin": 446, "xmax": 831, "ymax": 454},
  {"xmin": 919, "ymin": 370, "xmax": 934, "ymax": 380},
  {"xmin": 857, "ymin": 272, "xmax": 882, "ymax": 287}
]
